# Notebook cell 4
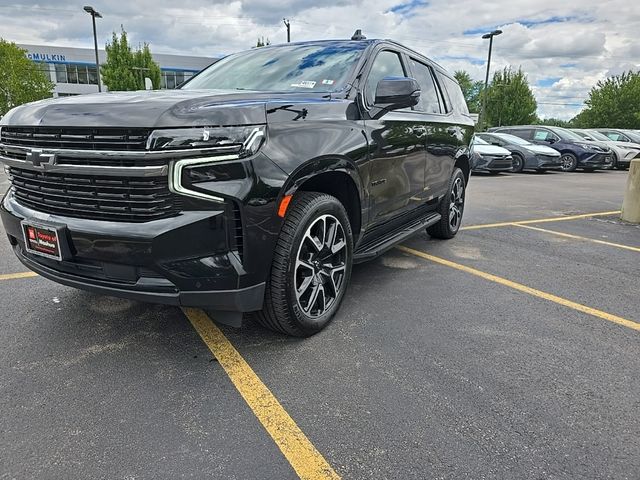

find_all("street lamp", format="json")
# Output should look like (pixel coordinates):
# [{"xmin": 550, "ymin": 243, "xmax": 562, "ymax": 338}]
[
  {"xmin": 83, "ymin": 5, "xmax": 102, "ymax": 92},
  {"xmin": 480, "ymin": 29, "xmax": 502, "ymax": 130}
]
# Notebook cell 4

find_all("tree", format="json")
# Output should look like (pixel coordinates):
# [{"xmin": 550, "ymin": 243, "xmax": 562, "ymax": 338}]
[
  {"xmin": 484, "ymin": 67, "xmax": 537, "ymax": 128},
  {"xmin": 101, "ymin": 27, "xmax": 162, "ymax": 91},
  {"xmin": 535, "ymin": 117, "xmax": 571, "ymax": 127},
  {"xmin": 573, "ymin": 71, "xmax": 640, "ymax": 128},
  {"xmin": 0, "ymin": 39, "xmax": 53, "ymax": 116},
  {"xmin": 453, "ymin": 70, "xmax": 483, "ymax": 113}
]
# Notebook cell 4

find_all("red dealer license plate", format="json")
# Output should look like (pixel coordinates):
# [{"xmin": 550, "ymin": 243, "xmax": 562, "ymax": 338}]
[{"xmin": 21, "ymin": 221, "xmax": 63, "ymax": 261}]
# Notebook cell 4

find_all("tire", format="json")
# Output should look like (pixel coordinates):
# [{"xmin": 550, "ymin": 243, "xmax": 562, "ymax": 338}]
[
  {"xmin": 427, "ymin": 168, "xmax": 466, "ymax": 239},
  {"xmin": 511, "ymin": 153, "xmax": 525, "ymax": 173},
  {"xmin": 583, "ymin": 168, "xmax": 596, "ymax": 172},
  {"xmin": 535, "ymin": 169, "xmax": 547, "ymax": 173},
  {"xmin": 560, "ymin": 152, "xmax": 578, "ymax": 172},
  {"xmin": 255, "ymin": 192, "xmax": 353, "ymax": 337}
]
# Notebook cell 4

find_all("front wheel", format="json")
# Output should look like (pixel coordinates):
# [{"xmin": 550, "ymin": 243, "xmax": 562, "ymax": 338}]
[
  {"xmin": 256, "ymin": 192, "xmax": 353, "ymax": 337},
  {"xmin": 560, "ymin": 153, "xmax": 578, "ymax": 172},
  {"xmin": 511, "ymin": 153, "xmax": 525, "ymax": 173},
  {"xmin": 427, "ymin": 167, "xmax": 466, "ymax": 239}
]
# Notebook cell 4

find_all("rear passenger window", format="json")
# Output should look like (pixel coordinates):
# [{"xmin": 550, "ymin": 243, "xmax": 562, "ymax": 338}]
[
  {"xmin": 408, "ymin": 59, "xmax": 441, "ymax": 114},
  {"xmin": 439, "ymin": 74, "xmax": 470, "ymax": 115},
  {"xmin": 365, "ymin": 50, "xmax": 406, "ymax": 106}
]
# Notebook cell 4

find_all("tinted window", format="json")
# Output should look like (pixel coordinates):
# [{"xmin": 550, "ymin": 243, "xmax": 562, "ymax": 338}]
[
  {"xmin": 477, "ymin": 133, "xmax": 502, "ymax": 145},
  {"xmin": 409, "ymin": 59, "xmax": 441, "ymax": 114},
  {"xmin": 365, "ymin": 50, "xmax": 406, "ymax": 105},
  {"xmin": 602, "ymin": 131, "xmax": 629, "ymax": 142},
  {"xmin": 184, "ymin": 42, "xmax": 366, "ymax": 92},
  {"xmin": 439, "ymin": 75, "xmax": 469, "ymax": 115}
]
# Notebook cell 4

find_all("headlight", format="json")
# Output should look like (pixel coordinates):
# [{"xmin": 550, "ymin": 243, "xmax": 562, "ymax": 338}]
[
  {"xmin": 163, "ymin": 126, "xmax": 266, "ymax": 203},
  {"xmin": 576, "ymin": 143, "xmax": 602, "ymax": 152},
  {"xmin": 147, "ymin": 125, "xmax": 265, "ymax": 157}
]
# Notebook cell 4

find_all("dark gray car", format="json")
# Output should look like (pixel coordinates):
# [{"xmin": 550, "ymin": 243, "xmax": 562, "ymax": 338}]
[{"xmin": 475, "ymin": 132, "xmax": 562, "ymax": 172}]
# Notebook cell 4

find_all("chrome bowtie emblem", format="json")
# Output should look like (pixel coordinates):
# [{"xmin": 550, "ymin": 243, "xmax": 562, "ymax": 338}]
[{"xmin": 25, "ymin": 149, "xmax": 57, "ymax": 169}]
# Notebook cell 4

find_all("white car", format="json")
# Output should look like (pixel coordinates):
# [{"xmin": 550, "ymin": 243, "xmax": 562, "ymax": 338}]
[
  {"xmin": 470, "ymin": 136, "xmax": 513, "ymax": 174},
  {"xmin": 573, "ymin": 129, "xmax": 640, "ymax": 170}
]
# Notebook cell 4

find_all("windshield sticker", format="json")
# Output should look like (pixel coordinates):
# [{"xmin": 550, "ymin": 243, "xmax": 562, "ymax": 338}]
[
  {"xmin": 321, "ymin": 79, "xmax": 335, "ymax": 85},
  {"xmin": 291, "ymin": 80, "xmax": 316, "ymax": 89}
]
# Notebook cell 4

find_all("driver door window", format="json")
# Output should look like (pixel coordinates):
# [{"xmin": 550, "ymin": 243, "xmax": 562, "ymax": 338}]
[
  {"xmin": 365, "ymin": 51, "xmax": 405, "ymax": 106},
  {"xmin": 533, "ymin": 129, "xmax": 558, "ymax": 142}
]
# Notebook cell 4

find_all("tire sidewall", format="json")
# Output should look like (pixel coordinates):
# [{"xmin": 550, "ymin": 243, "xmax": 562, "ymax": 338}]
[{"xmin": 284, "ymin": 198, "xmax": 353, "ymax": 333}]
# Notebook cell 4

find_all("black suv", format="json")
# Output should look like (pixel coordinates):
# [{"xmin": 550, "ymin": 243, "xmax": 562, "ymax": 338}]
[
  {"xmin": 490, "ymin": 125, "xmax": 611, "ymax": 172},
  {"xmin": 0, "ymin": 37, "xmax": 474, "ymax": 336}
]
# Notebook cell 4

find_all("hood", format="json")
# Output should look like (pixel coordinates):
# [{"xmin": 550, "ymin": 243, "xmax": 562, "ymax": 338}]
[
  {"xmin": 472, "ymin": 143, "xmax": 511, "ymax": 156},
  {"xmin": 0, "ymin": 89, "xmax": 330, "ymax": 128},
  {"xmin": 523, "ymin": 144, "xmax": 561, "ymax": 156}
]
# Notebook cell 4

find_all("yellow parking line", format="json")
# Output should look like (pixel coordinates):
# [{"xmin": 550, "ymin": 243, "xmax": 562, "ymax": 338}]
[
  {"xmin": 183, "ymin": 308, "xmax": 340, "ymax": 480},
  {"xmin": 461, "ymin": 210, "xmax": 620, "ymax": 231},
  {"xmin": 0, "ymin": 271, "xmax": 38, "ymax": 281},
  {"xmin": 396, "ymin": 245, "xmax": 640, "ymax": 332},
  {"xmin": 514, "ymin": 224, "xmax": 640, "ymax": 252}
]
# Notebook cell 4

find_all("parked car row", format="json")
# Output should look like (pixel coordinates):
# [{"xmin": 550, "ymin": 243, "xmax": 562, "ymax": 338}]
[{"xmin": 470, "ymin": 125, "xmax": 640, "ymax": 174}]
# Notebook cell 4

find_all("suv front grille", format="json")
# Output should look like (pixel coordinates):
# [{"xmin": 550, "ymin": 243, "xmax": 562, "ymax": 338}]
[
  {"xmin": 8, "ymin": 167, "xmax": 181, "ymax": 222},
  {"xmin": 1, "ymin": 127, "xmax": 150, "ymax": 151}
]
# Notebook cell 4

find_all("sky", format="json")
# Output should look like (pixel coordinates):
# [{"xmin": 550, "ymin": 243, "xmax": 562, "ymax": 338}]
[{"xmin": 1, "ymin": 0, "xmax": 639, "ymax": 120}]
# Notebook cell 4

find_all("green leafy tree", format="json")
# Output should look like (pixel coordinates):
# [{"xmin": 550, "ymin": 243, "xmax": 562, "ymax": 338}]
[
  {"xmin": 0, "ymin": 39, "xmax": 53, "ymax": 116},
  {"xmin": 484, "ymin": 67, "xmax": 537, "ymax": 128},
  {"xmin": 101, "ymin": 27, "xmax": 162, "ymax": 91},
  {"xmin": 535, "ymin": 117, "xmax": 571, "ymax": 127},
  {"xmin": 453, "ymin": 70, "xmax": 483, "ymax": 113},
  {"xmin": 574, "ymin": 71, "xmax": 640, "ymax": 128},
  {"xmin": 133, "ymin": 44, "xmax": 161, "ymax": 89}
]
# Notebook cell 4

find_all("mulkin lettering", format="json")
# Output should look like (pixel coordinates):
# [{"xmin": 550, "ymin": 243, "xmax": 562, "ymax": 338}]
[{"xmin": 26, "ymin": 53, "xmax": 67, "ymax": 62}]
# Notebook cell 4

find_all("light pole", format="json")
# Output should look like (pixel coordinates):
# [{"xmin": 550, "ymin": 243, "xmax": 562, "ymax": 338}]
[
  {"xmin": 83, "ymin": 5, "xmax": 102, "ymax": 92},
  {"xmin": 480, "ymin": 29, "xmax": 502, "ymax": 130}
]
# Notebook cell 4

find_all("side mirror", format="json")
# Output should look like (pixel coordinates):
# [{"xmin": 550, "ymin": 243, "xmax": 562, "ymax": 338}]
[{"xmin": 370, "ymin": 76, "xmax": 420, "ymax": 119}]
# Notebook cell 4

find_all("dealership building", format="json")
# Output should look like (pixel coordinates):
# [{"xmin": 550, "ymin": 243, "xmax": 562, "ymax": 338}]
[{"xmin": 19, "ymin": 44, "xmax": 217, "ymax": 97}]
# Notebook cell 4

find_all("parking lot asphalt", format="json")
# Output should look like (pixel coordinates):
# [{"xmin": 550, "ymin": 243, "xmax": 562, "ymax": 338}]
[{"xmin": 1, "ymin": 169, "xmax": 638, "ymax": 479}]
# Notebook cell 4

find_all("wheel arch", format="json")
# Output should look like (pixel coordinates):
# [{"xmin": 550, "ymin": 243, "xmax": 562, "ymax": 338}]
[{"xmin": 281, "ymin": 156, "xmax": 365, "ymax": 239}]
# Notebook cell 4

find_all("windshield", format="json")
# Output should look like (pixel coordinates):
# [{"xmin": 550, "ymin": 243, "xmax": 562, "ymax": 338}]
[
  {"xmin": 183, "ymin": 42, "xmax": 367, "ymax": 93},
  {"xmin": 493, "ymin": 133, "xmax": 532, "ymax": 146},
  {"xmin": 473, "ymin": 136, "xmax": 489, "ymax": 145},
  {"xmin": 554, "ymin": 127, "xmax": 587, "ymax": 141}
]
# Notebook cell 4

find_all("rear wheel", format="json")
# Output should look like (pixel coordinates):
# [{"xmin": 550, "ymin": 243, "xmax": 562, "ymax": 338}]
[
  {"xmin": 560, "ymin": 153, "xmax": 578, "ymax": 172},
  {"xmin": 427, "ymin": 168, "xmax": 466, "ymax": 239},
  {"xmin": 256, "ymin": 192, "xmax": 353, "ymax": 337},
  {"xmin": 583, "ymin": 168, "xmax": 596, "ymax": 172},
  {"xmin": 511, "ymin": 153, "xmax": 525, "ymax": 173}
]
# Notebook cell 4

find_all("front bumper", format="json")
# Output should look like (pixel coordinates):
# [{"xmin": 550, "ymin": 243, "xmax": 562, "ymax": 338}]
[
  {"xmin": 577, "ymin": 152, "xmax": 610, "ymax": 168},
  {"xmin": 1, "ymin": 191, "xmax": 266, "ymax": 312},
  {"xmin": 472, "ymin": 154, "xmax": 513, "ymax": 172},
  {"xmin": 531, "ymin": 154, "xmax": 562, "ymax": 170}
]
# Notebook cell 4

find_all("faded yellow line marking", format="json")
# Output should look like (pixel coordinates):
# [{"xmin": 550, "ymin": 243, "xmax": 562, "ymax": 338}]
[
  {"xmin": 397, "ymin": 245, "xmax": 640, "ymax": 332},
  {"xmin": 461, "ymin": 210, "xmax": 620, "ymax": 231},
  {"xmin": 0, "ymin": 271, "xmax": 38, "ymax": 281},
  {"xmin": 515, "ymin": 224, "xmax": 640, "ymax": 253},
  {"xmin": 182, "ymin": 307, "xmax": 340, "ymax": 480}
]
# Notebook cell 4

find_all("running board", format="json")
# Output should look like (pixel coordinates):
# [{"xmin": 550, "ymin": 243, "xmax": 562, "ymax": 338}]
[{"xmin": 353, "ymin": 212, "xmax": 441, "ymax": 263}]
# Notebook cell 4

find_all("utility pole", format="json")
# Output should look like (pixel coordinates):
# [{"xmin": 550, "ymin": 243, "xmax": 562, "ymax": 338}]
[
  {"xmin": 83, "ymin": 5, "xmax": 102, "ymax": 92},
  {"xmin": 480, "ymin": 29, "xmax": 502, "ymax": 131},
  {"xmin": 283, "ymin": 18, "xmax": 291, "ymax": 43}
]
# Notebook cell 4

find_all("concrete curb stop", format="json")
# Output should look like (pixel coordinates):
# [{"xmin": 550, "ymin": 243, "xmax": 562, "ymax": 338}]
[{"xmin": 621, "ymin": 159, "xmax": 640, "ymax": 224}]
